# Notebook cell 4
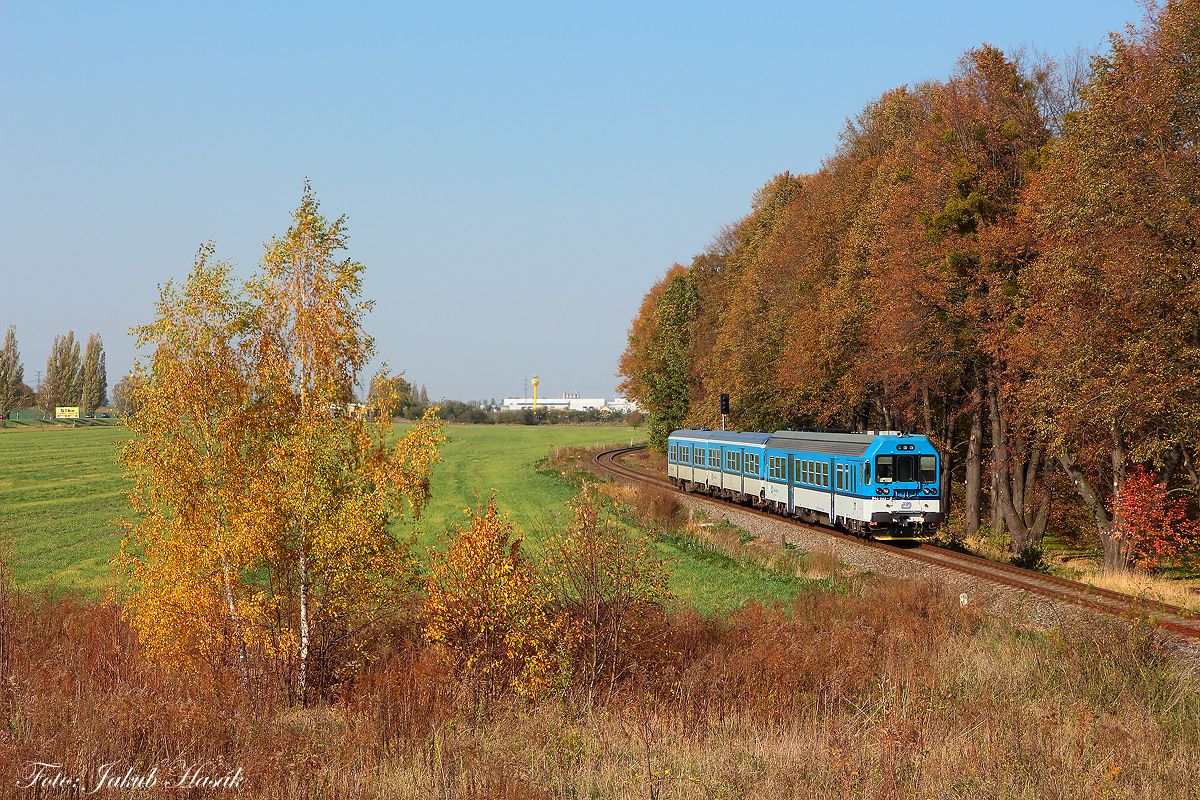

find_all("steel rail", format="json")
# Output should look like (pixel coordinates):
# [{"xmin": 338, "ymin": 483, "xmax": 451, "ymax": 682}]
[{"xmin": 593, "ymin": 445, "xmax": 1200, "ymax": 640}]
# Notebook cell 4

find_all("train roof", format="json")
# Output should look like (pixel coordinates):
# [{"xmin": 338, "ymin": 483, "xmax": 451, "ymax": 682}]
[
  {"xmin": 669, "ymin": 429, "xmax": 773, "ymax": 445},
  {"xmin": 766, "ymin": 430, "xmax": 877, "ymax": 456},
  {"xmin": 670, "ymin": 428, "xmax": 935, "ymax": 457}
]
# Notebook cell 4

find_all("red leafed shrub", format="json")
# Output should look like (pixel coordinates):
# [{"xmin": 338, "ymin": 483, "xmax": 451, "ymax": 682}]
[{"xmin": 1110, "ymin": 466, "xmax": 1200, "ymax": 571}]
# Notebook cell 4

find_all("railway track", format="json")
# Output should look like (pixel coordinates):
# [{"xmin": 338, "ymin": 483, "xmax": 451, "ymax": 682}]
[{"xmin": 594, "ymin": 445, "xmax": 1200, "ymax": 640}]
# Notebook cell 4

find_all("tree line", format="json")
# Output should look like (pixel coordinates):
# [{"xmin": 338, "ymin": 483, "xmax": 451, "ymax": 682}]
[
  {"xmin": 619, "ymin": 1, "xmax": 1200, "ymax": 571},
  {"xmin": 0, "ymin": 326, "xmax": 109, "ymax": 419}
]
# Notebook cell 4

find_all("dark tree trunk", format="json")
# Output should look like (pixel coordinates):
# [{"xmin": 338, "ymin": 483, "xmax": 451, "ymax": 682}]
[
  {"xmin": 965, "ymin": 388, "xmax": 983, "ymax": 537},
  {"xmin": 988, "ymin": 384, "xmax": 1051, "ymax": 557},
  {"xmin": 1059, "ymin": 447, "xmax": 1130, "ymax": 572}
]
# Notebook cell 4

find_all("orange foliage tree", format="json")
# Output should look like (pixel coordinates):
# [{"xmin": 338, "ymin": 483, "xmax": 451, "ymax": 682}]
[
  {"xmin": 1017, "ymin": 0, "xmax": 1200, "ymax": 569},
  {"xmin": 423, "ymin": 497, "xmax": 555, "ymax": 700},
  {"xmin": 618, "ymin": 7, "xmax": 1199, "ymax": 570}
]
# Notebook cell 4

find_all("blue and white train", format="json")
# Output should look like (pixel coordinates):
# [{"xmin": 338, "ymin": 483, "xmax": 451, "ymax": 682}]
[{"xmin": 666, "ymin": 428, "xmax": 942, "ymax": 538}]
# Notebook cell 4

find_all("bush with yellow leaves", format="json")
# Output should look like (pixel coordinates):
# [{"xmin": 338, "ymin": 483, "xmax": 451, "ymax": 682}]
[{"xmin": 423, "ymin": 496, "xmax": 555, "ymax": 700}]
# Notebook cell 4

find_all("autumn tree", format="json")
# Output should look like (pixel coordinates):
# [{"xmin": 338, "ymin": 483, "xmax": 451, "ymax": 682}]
[
  {"xmin": 1018, "ymin": 0, "xmax": 1200, "ymax": 569},
  {"xmin": 617, "ymin": 264, "xmax": 699, "ymax": 451},
  {"xmin": 248, "ymin": 183, "xmax": 445, "ymax": 702},
  {"xmin": 0, "ymin": 326, "xmax": 24, "ymax": 420},
  {"xmin": 423, "ymin": 496, "xmax": 555, "ymax": 700},
  {"xmin": 112, "ymin": 374, "xmax": 136, "ymax": 417},
  {"xmin": 368, "ymin": 362, "xmax": 410, "ymax": 419},
  {"xmin": 120, "ymin": 186, "xmax": 444, "ymax": 702},
  {"xmin": 1109, "ymin": 466, "xmax": 1200, "ymax": 571},
  {"xmin": 119, "ymin": 246, "xmax": 270, "ymax": 684},
  {"xmin": 691, "ymin": 172, "xmax": 808, "ymax": 432}
]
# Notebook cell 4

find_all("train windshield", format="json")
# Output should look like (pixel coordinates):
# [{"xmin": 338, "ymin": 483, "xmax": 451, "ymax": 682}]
[
  {"xmin": 877, "ymin": 454, "xmax": 927, "ymax": 483},
  {"xmin": 876, "ymin": 455, "xmax": 894, "ymax": 482},
  {"xmin": 919, "ymin": 455, "xmax": 937, "ymax": 483}
]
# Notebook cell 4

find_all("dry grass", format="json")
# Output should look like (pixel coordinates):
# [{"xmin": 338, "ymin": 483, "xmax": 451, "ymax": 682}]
[
  {"xmin": 1070, "ymin": 565, "xmax": 1200, "ymax": 611},
  {"xmin": 1, "ymin": 575, "xmax": 1197, "ymax": 799}
]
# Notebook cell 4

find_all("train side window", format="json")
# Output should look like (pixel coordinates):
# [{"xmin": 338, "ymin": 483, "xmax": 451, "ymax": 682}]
[
  {"xmin": 919, "ymin": 455, "xmax": 937, "ymax": 483},
  {"xmin": 896, "ymin": 455, "xmax": 915, "ymax": 482},
  {"xmin": 822, "ymin": 462, "xmax": 830, "ymax": 487},
  {"xmin": 863, "ymin": 462, "xmax": 871, "ymax": 484},
  {"xmin": 876, "ymin": 455, "xmax": 894, "ymax": 483}
]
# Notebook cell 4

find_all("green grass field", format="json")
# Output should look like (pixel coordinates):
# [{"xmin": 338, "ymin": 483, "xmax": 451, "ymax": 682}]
[
  {"xmin": 0, "ymin": 425, "xmax": 134, "ymax": 593},
  {"xmin": 0, "ymin": 423, "xmax": 821, "ymax": 612}
]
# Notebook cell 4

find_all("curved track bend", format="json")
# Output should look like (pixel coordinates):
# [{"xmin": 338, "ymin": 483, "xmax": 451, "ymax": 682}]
[{"xmin": 594, "ymin": 445, "xmax": 1200, "ymax": 640}]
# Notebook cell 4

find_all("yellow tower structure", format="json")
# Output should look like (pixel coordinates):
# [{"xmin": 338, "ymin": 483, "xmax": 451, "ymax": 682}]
[{"xmin": 531, "ymin": 376, "xmax": 539, "ymax": 410}]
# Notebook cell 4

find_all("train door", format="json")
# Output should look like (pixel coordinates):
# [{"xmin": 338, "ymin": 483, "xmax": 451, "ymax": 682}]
[
  {"xmin": 829, "ymin": 457, "xmax": 836, "ymax": 525},
  {"xmin": 785, "ymin": 454, "xmax": 794, "ymax": 514}
]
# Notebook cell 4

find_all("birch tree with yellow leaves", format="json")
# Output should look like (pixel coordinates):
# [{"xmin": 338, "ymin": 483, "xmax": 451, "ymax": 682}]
[
  {"xmin": 120, "ymin": 186, "xmax": 443, "ymax": 703},
  {"xmin": 119, "ymin": 245, "xmax": 269, "ymax": 687}
]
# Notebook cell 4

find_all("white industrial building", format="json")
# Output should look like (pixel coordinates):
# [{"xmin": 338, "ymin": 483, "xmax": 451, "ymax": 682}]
[{"xmin": 500, "ymin": 394, "xmax": 640, "ymax": 413}]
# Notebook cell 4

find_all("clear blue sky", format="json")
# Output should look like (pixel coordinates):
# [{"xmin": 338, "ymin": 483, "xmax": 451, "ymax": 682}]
[{"xmin": 1, "ymin": 1, "xmax": 1142, "ymax": 401}]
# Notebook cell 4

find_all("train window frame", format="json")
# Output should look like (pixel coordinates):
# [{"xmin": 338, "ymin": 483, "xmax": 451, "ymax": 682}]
[
  {"xmin": 919, "ymin": 455, "xmax": 937, "ymax": 484},
  {"xmin": 896, "ymin": 455, "xmax": 915, "ymax": 482},
  {"xmin": 863, "ymin": 461, "xmax": 870, "ymax": 485},
  {"xmin": 822, "ymin": 462, "xmax": 830, "ymax": 487},
  {"xmin": 708, "ymin": 449, "xmax": 719, "ymax": 469},
  {"xmin": 876, "ymin": 455, "xmax": 894, "ymax": 483},
  {"xmin": 747, "ymin": 453, "xmax": 759, "ymax": 475}
]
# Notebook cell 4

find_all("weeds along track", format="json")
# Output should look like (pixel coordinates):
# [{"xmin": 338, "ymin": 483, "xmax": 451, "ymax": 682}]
[{"xmin": 595, "ymin": 445, "xmax": 1200, "ymax": 641}]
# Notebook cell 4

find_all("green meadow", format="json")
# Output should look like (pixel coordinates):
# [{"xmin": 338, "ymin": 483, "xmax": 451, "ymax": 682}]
[{"xmin": 0, "ymin": 423, "xmax": 820, "ymax": 611}]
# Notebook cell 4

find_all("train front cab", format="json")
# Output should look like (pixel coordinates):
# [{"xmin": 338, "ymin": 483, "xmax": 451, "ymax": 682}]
[{"xmin": 863, "ymin": 436, "xmax": 942, "ymax": 539}]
